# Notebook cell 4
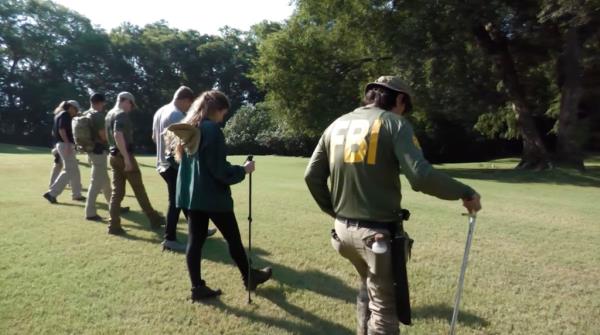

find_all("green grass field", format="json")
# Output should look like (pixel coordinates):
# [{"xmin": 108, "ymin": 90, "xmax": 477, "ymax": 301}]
[{"xmin": 1, "ymin": 143, "xmax": 599, "ymax": 335}]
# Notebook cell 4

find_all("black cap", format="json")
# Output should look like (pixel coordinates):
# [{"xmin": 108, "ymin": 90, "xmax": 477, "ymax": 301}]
[{"xmin": 90, "ymin": 93, "xmax": 106, "ymax": 103}]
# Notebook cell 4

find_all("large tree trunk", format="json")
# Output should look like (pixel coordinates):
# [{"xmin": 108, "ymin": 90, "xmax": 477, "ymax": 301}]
[
  {"xmin": 556, "ymin": 27, "xmax": 586, "ymax": 171},
  {"xmin": 473, "ymin": 23, "xmax": 552, "ymax": 170}
]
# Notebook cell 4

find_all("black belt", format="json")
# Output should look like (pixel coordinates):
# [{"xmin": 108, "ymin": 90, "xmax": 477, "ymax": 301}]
[
  {"xmin": 337, "ymin": 209, "xmax": 410, "ymax": 230},
  {"xmin": 337, "ymin": 217, "xmax": 395, "ymax": 230}
]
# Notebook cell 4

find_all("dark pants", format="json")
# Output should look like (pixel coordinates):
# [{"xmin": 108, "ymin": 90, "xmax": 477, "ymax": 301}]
[
  {"xmin": 186, "ymin": 210, "xmax": 249, "ymax": 288},
  {"xmin": 159, "ymin": 166, "xmax": 186, "ymax": 241}
]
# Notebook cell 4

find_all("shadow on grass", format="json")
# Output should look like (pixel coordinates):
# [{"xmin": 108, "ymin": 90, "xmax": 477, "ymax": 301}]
[
  {"xmin": 0, "ymin": 143, "xmax": 49, "ymax": 154},
  {"xmin": 443, "ymin": 166, "xmax": 600, "ymax": 188},
  {"xmin": 137, "ymin": 162, "xmax": 155, "ymax": 169},
  {"xmin": 412, "ymin": 303, "xmax": 489, "ymax": 328},
  {"xmin": 196, "ymin": 237, "xmax": 355, "ymax": 303},
  {"xmin": 113, "ymin": 210, "xmax": 164, "ymax": 244},
  {"xmin": 54, "ymin": 202, "xmax": 84, "ymax": 208},
  {"xmin": 203, "ymin": 288, "xmax": 353, "ymax": 335}
]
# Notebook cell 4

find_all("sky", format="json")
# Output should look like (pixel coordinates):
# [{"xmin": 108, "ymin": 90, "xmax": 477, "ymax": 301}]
[{"xmin": 52, "ymin": 0, "xmax": 295, "ymax": 35}]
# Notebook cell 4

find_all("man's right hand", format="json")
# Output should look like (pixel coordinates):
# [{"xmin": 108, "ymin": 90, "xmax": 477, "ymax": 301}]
[
  {"xmin": 124, "ymin": 159, "xmax": 134, "ymax": 172},
  {"xmin": 462, "ymin": 193, "xmax": 482, "ymax": 214}
]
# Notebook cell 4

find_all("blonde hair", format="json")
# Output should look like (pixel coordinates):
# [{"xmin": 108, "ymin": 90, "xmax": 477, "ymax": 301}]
[{"xmin": 173, "ymin": 90, "xmax": 230, "ymax": 161}]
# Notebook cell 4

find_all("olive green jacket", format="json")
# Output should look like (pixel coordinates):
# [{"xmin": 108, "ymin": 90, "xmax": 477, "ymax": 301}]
[{"xmin": 305, "ymin": 106, "xmax": 475, "ymax": 221}]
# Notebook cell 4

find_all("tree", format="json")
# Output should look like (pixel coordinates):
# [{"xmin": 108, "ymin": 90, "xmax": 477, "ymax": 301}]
[
  {"xmin": 540, "ymin": 0, "xmax": 600, "ymax": 170},
  {"xmin": 0, "ymin": 0, "xmax": 111, "ymax": 143},
  {"xmin": 254, "ymin": 0, "xmax": 599, "ymax": 166}
]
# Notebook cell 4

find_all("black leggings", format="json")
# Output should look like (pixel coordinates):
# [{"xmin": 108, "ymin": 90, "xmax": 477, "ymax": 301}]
[{"xmin": 186, "ymin": 210, "xmax": 249, "ymax": 288}]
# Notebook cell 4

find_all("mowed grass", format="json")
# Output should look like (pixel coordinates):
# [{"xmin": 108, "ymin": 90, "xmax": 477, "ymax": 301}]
[{"xmin": 0, "ymin": 143, "xmax": 599, "ymax": 335}]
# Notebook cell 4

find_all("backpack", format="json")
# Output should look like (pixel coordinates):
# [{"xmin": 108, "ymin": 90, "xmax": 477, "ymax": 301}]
[{"xmin": 72, "ymin": 114, "xmax": 95, "ymax": 152}]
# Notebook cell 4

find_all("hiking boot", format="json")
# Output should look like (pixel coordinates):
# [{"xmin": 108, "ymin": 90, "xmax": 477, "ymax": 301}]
[
  {"xmin": 162, "ymin": 239, "xmax": 186, "ymax": 252},
  {"xmin": 108, "ymin": 226, "xmax": 126, "ymax": 235},
  {"xmin": 43, "ymin": 192, "xmax": 57, "ymax": 204},
  {"xmin": 207, "ymin": 227, "xmax": 217, "ymax": 237},
  {"xmin": 149, "ymin": 212, "xmax": 165, "ymax": 229},
  {"xmin": 72, "ymin": 195, "xmax": 86, "ymax": 201},
  {"xmin": 245, "ymin": 267, "xmax": 273, "ymax": 291},
  {"xmin": 191, "ymin": 281, "xmax": 222, "ymax": 302},
  {"xmin": 120, "ymin": 206, "xmax": 130, "ymax": 214},
  {"xmin": 86, "ymin": 215, "xmax": 104, "ymax": 222}
]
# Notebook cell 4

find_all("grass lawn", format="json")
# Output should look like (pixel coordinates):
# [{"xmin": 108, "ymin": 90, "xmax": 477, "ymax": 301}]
[{"xmin": 0, "ymin": 143, "xmax": 599, "ymax": 335}]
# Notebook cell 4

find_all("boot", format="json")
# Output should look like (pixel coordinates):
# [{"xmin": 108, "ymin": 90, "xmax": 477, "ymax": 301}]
[
  {"xmin": 244, "ymin": 267, "xmax": 273, "ymax": 291},
  {"xmin": 191, "ymin": 281, "xmax": 222, "ymax": 302},
  {"xmin": 108, "ymin": 226, "xmax": 126, "ymax": 235},
  {"xmin": 149, "ymin": 211, "xmax": 165, "ymax": 229}
]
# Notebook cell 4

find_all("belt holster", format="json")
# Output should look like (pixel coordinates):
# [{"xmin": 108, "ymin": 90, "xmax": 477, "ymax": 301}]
[{"xmin": 389, "ymin": 217, "xmax": 413, "ymax": 325}]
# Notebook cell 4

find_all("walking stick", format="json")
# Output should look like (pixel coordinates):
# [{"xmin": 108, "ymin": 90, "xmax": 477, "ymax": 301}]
[
  {"xmin": 449, "ymin": 213, "xmax": 477, "ymax": 335},
  {"xmin": 246, "ymin": 155, "xmax": 254, "ymax": 304}
]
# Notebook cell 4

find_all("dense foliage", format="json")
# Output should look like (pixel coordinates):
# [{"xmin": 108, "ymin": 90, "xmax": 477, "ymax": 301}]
[{"xmin": 1, "ymin": 0, "xmax": 598, "ymax": 167}]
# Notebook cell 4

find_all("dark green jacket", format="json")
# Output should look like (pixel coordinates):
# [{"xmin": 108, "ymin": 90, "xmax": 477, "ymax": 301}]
[
  {"xmin": 176, "ymin": 120, "xmax": 246, "ymax": 212},
  {"xmin": 305, "ymin": 106, "xmax": 475, "ymax": 221}
]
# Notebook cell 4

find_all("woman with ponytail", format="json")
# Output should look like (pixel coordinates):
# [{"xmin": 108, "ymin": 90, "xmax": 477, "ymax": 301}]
[
  {"xmin": 168, "ymin": 90, "xmax": 272, "ymax": 301},
  {"xmin": 43, "ymin": 100, "xmax": 84, "ymax": 203}
]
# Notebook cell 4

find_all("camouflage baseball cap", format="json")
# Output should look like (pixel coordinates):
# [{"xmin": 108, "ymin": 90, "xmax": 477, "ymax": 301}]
[{"xmin": 365, "ymin": 76, "xmax": 414, "ymax": 101}]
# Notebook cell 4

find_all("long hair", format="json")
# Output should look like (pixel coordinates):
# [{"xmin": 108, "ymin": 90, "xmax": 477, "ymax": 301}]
[
  {"xmin": 53, "ymin": 101, "xmax": 71, "ymax": 115},
  {"xmin": 109, "ymin": 97, "xmax": 128, "ymax": 113},
  {"xmin": 173, "ymin": 90, "xmax": 230, "ymax": 161}
]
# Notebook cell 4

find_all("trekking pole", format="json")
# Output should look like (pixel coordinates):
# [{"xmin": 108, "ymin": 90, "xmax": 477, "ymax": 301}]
[
  {"xmin": 246, "ymin": 155, "xmax": 254, "ymax": 304},
  {"xmin": 449, "ymin": 213, "xmax": 477, "ymax": 335}
]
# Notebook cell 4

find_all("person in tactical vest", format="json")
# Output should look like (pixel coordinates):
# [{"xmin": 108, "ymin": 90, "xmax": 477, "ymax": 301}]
[
  {"xmin": 83, "ymin": 93, "xmax": 112, "ymax": 221},
  {"xmin": 304, "ymin": 76, "xmax": 482, "ymax": 335}
]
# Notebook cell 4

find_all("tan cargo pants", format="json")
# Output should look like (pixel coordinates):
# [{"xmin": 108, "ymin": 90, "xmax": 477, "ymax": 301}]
[
  {"xmin": 332, "ymin": 218, "xmax": 399, "ymax": 335},
  {"xmin": 85, "ymin": 152, "xmax": 111, "ymax": 218},
  {"xmin": 108, "ymin": 153, "xmax": 161, "ymax": 229}
]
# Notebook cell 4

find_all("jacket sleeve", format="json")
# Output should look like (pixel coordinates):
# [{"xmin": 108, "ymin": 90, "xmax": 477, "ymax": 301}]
[
  {"xmin": 391, "ymin": 118, "xmax": 475, "ymax": 200},
  {"xmin": 204, "ymin": 126, "xmax": 246, "ymax": 186},
  {"xmin": 304, "ymin": 134, "xmax": 336, "ymax": 218}
]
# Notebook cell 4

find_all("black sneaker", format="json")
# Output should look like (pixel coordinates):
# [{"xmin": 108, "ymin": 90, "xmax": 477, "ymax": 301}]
[
  {"xmin": 43, "ymin": 192, "xmax": 57, "ymax": 204},
  {"xmin": 86, "ymin": 215, "xmax": 104, "ymax": 222},
  {"xmin": 72, "ymin": 196, "xmax": 86, "ymax": 201},
  {"xmin": 191, "ymin": 281, "xmax": 222, "ymax": 302},
  {"xmin": 245, "ymin": 267, "xmax": 273, "ymax": 291},
  {"xmin": 120, "ymin": 206, "xmax": 130, "ymax": 214}
]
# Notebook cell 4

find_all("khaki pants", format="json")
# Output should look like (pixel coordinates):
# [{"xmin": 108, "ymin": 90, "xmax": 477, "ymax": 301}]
[
  {"xmin": 331, "ymin": 219, "xmax": 399, "ymax": 335},
  {"xmin": 85, "ymin": 152, "xmax": 111, "ymax": 217},
  {"xmin": 48, "ymin": 142, "xmax": 83, "ymax": 199},
  {"xmin": 49, "ymin": 148, "xmax": 62, "ymax": 187},
  {"xmin": 108, "ymin": 154, "xmax": 160, "ymax": 229}
]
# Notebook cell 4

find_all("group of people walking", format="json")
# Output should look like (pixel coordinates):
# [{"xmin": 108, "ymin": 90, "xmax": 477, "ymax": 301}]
[
  {"xmin": 41, "ymin": 75, "xmax": 481, "ymax": 335},
  {"xmin": 43, "ymin": 87, "xmax": 272, "ymax": 302}
]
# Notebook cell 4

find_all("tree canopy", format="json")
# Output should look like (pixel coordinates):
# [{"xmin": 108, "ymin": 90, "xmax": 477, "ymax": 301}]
[{"xmin": 1, "ymin": 0, "xmax": 598, "ymax": 168}]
